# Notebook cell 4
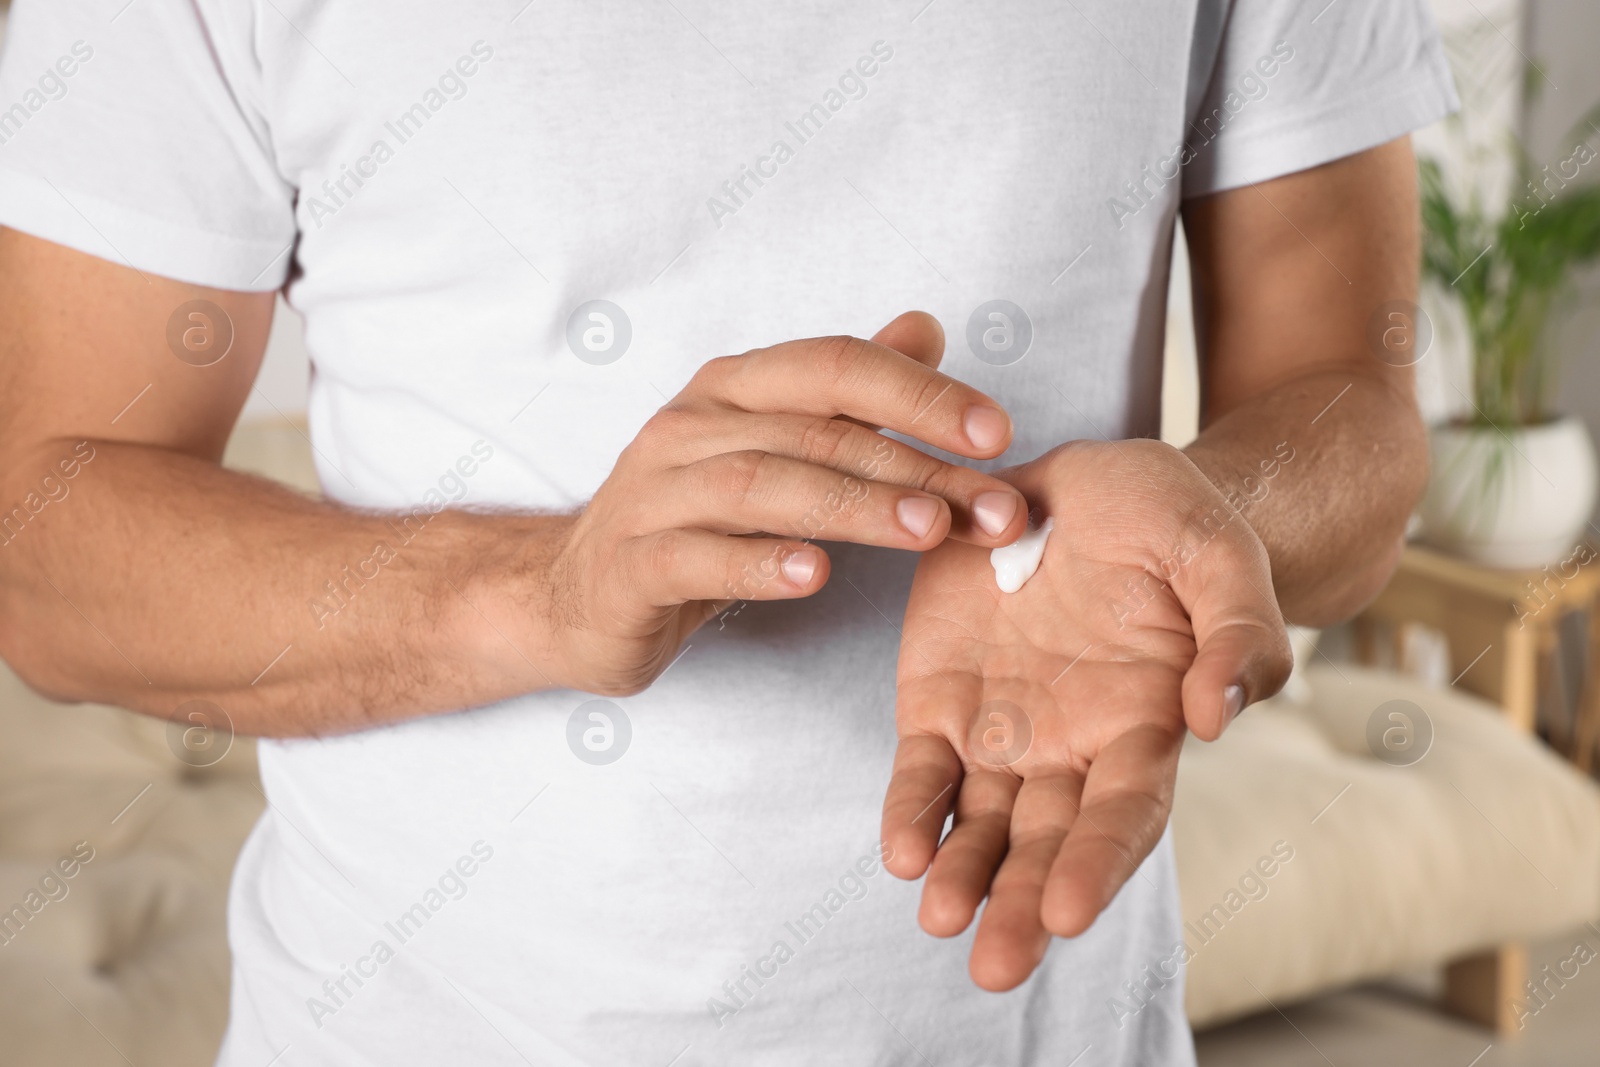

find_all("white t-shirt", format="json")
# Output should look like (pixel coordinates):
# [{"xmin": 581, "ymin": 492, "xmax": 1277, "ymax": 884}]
[{"xmin": 0, "ymin": 2, "xmax": 1455, "ymax": 1064}]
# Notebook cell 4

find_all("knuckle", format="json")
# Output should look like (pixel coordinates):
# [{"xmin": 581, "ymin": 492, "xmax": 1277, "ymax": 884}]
[
  {"xmin": 904, "ymin": 371, "xmax": 953, "ymax": 423},
  {"xmin": 901, "ymin": 449, "xmax": 957, "ymax": 495},
  {"xmin": 704, "ymin": 449, "xmax": 767, "ymax": 507},
  {"xmin": 688, "ymin": 354, "xmax": 740, "ymax": 395},
  {"xmin": 642, "ymin": 529, "xmax": 684, "ymax": 579},
  {"xmin": 796, "ymin": 417, "xmax": 854, "ymax": 468},
  {"xmin": 812, "ymin": 334, "xmax": 870, "ymax": 391},
  {"xmin": 639, "ymin": 407, "xmax": 694, "ymax": 450}
]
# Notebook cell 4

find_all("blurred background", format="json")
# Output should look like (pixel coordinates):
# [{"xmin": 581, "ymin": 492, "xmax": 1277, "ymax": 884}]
[{"xmin": 3, "ymin": 0, "xmax": 1600, "ymax": 1064}]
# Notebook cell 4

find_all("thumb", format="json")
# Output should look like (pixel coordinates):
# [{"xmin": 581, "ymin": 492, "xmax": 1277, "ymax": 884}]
[{"xmin": 1175, "ymin": 535, "xmax": 1293, "ymax": 742}]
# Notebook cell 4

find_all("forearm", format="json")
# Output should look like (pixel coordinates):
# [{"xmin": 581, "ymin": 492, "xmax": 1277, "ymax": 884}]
[
  {"xmin": 1182, "ymin": 367, "xmax": 1427, "ymax": 625},
  {"xmin": 1175, "ymin": 137, "xmax": 1429, "ymax": 626},
  {"xmin": 0, "ymin": 438, "xmax": 568, "ymax": 736}
]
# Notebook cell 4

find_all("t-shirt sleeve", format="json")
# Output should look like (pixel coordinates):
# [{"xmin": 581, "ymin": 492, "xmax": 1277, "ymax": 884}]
[
  {"xmin": 1181, "ymin": 0, "xmax": 1459, "ymax": 198},
  {"xmin": 0, "ymin": 0, "xmax": 296, "ymax": 290}
]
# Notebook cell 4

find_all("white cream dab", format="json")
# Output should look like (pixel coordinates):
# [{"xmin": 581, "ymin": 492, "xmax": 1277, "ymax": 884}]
[{"xmin": 990, "ymin": 516, "xmax": 1054, "ymax": 594}]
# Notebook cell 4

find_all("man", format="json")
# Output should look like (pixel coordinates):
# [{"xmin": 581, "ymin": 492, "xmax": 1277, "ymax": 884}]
[{"xmin": 0, "ymin": 0, "xmax": 1454, "ymax": 1063}]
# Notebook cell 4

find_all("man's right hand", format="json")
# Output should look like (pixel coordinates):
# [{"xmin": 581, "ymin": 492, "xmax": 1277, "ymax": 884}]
[
  {"xmin": 0, "ymin": 229, "xmax": 1022, "ymax": 733},
  {"xmin": 528, "ymin": 311, "xmax": 1029, "ymax": 696}
]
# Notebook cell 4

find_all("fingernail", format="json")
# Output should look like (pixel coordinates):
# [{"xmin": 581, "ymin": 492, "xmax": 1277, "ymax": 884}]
[
  {"xmin": 963, "ymin": 405, "xmax": 1009, "ymax": 452},
  {"xmin": 972, "ymin": 491, "xmax": 1019, "ymax": 537},
  {"xmin": 1223, "ymin": 684, "xmax": 1246, "ymax": 726},
  {"xmin": 782, "ymin": 550, "xmax": 816, "ymax": 586},
  {"xmin": 897, "ymin": 496, "xmax": 940, "ymax": 539}
]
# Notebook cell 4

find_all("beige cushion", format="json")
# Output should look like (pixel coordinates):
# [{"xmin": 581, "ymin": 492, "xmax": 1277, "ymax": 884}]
[
  {"xmin": 0, "ymin": 664, "xmax": 261, "ymax": 1064},
  {"xmin": 1175, "ymin": 662, "xmax": 1600, "ymax": 1027},
  {"xmin": 0, "ymin": 667, "xmax": 261, "ymax": 886},
  {"xmin": 0, "ymin": 855, "xmax": 231, "ymax": 1067}
]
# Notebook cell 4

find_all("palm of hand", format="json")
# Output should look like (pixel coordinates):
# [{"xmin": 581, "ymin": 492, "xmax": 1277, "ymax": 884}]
[
  {"xmin": 899, "ymin": 529, "xmax": 1193, "ymax": 781},
  {"xmin": 881, "ymin": 441, "xmax": 1287, "ymax": 991}
]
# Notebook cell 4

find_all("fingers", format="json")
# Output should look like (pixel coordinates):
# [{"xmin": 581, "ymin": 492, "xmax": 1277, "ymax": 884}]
[
  {"xmin": 889, "ymin": 727, "xmax": 1180, "ymax": 992},
  {"xmin": 654, "ymin": 412, "xmax": 1024, "ymax": 544},
  {"xmin": 967, "ymin": 774, "xmax": 1084, "ymax": 992},
  {"xmin": 697, "ymin": 333, "xmax": 1014, "ymax": 460},
  {"xmin": 1176, "ymin": 536, "xmax": 1293, "ymax": 741},
  {"xmin": 664, "ymin": 450, "xmax": 955, "ymax": 549},
  {"xmin": 635, "ymin": 312, "xmax": 1025, "ymax": 546},
  {"xmin": 626, "ymin": 529, "xmax": 827, "ymax": 607},
  {"xmin": 870, "ymin": 310, "xmax": 945, "ymax": 372},
  {"xmin": 842, "ymin": 312, "xmax": 945, "ymax": 431},
  {"xmin": 918, "ymin": 770, "xmax": 1020, "ymax": 937},
  {"xmin": 1039, "ymin": 723, "xmax": 1183, "ymax": 939},
  {"xmin": 880, "ymin": 734, "xmax": 962, "ymax": 880}
]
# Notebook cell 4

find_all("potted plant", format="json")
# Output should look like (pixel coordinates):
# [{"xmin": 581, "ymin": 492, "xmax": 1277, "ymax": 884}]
[{"xmin": 1416, "ymin": 90, "xmax": 1600, "ymax": 568}]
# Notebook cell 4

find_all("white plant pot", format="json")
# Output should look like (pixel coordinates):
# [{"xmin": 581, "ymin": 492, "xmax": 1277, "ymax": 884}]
[{"xmin": 1418, "ymin": 415, "xmax": 1598, "ymax": 569}]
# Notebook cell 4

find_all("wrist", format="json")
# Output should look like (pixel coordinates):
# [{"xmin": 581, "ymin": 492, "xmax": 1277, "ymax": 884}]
[{"xmin": 446, "ymin": 510, "xmax": 580, "ymax": 698}]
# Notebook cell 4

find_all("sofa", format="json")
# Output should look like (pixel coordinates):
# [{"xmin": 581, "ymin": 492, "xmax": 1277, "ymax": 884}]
[
  {"xmin": 2, "ymin": 421, "xmax": 1598, "ymax": 1064},
  {"xmin": 1172, "ymin": 657, "xmax": 1600, "ymax": 1028}
]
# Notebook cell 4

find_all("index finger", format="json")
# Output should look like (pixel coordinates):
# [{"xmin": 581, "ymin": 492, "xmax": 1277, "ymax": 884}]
[{"xmin": 707, "ymin": 334, "xmax": 1014, "ymax": 460}]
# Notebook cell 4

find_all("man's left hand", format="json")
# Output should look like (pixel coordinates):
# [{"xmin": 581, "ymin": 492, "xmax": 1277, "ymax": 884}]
[{"xmin": 880, "ymin": 438, "xmax": 1292, "ymax": 990}]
